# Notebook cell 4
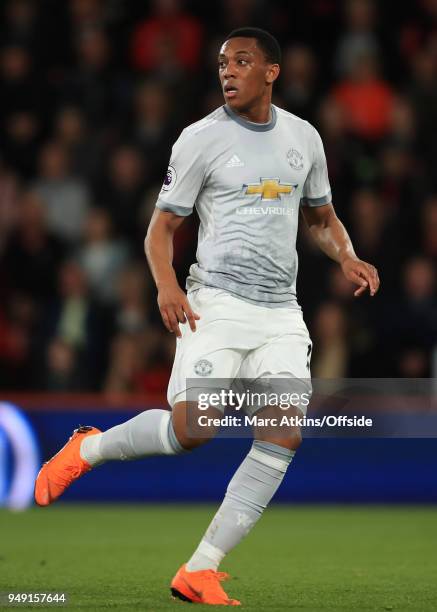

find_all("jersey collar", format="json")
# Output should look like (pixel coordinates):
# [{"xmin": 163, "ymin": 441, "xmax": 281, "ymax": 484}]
[{"xmin": 223, "ymin": 104, "xmax": 277, "ymax": 132}]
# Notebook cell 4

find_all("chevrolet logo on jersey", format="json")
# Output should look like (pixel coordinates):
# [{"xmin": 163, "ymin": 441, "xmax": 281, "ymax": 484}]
[{"xmin": 243, "ymin": 178, "xmax": 296, "ymax": 201}]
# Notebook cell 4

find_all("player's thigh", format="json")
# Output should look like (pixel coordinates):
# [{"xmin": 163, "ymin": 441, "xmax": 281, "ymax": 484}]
[
  {"xmin": 240, "ymin": 311, "xmax": 312, "ymax": 394},
  {"xmin": 167, "ymin": 289, "xmax": 249, "ymax": 408},
  {"xmin": 239, "ymin": 311, "xmax": 312, "ymax": 446},
  {"xmin": 168, "ymin": 340, "xmax": 244, "ymax": 408}
]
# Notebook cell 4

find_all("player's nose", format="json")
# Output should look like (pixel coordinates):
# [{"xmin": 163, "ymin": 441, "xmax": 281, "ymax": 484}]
[{"xmin": 223, "ymin": 61, "xmax": 237, "ymax": 79}]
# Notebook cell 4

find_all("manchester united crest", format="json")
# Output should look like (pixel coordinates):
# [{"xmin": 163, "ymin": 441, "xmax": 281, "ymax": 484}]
[{"xmin": 287, "ymin": 148, "xmax": 304, "ymax": 170}]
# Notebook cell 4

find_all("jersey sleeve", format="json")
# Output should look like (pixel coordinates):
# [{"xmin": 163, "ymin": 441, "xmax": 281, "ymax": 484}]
[
  {"xmin": 156, "ymin": 130, "xmax": 206, "ymax": 217},
  {"xmin": 300, "ymin": 127, "xmax": 332, "ymax": 207}
]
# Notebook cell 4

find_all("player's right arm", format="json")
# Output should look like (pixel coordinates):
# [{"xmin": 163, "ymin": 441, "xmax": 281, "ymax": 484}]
[
  {"xmin": 145, "ymin": 127, "xmax": 206, "ymax": 337},
  {"xmin": 145, "ymin": 209, "xmax": 200, "ymax": 337}
]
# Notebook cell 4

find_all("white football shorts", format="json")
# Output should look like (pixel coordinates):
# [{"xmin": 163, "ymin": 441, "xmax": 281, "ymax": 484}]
[{"xmin": 167, "ymin": 287, "xmax": 312, "ymax": 413}]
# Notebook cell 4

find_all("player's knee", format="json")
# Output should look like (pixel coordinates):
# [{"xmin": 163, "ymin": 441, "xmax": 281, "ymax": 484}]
[
  {"xmin": 256, "ymin": 428, "xmax": 302, "ymax": 451},
  {"xmin": 177, "ymin": 433, "xmax": 213, "ymax": 451},
  {"xmin": 254, "ymin": 404, "xmax": 303, "ymax": 451},
  {"xmin": 173, "ymin": 424, "xmax": 216, "ymax": 451},
  {"xmin": 172, "ymin": 402, "xmax": 219, "ymax": 451},
  {"xmin": 287, "ymin": 428, "xmax": 302, "ymax": 451}
]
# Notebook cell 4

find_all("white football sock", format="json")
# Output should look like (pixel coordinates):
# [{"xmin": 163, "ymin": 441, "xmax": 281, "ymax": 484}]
[
  {"xmin": 80, "ymin": 409, "xmax": 184, "ymax": 466},
  {"xmin": 186, "ymin": 440, "xmax": 295, "ymax": 572}
]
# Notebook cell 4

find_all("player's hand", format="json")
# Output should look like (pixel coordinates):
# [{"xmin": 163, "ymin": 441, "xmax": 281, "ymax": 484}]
[
  {"xmin": 341, "ymin": 256, "xmax": 380, "ymax": 297},
  {"xmin": 157, "ymin": 282, "xmax": 200, "ymax": 337}
]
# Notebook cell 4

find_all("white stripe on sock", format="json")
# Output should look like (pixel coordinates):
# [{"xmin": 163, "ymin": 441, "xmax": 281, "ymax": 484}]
[{"xmin": 248, "ymin": 447, "xmax": 290, "ymax": 473}]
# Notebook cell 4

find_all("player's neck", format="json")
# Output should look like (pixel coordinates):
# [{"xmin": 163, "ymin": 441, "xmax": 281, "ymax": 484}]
[{"xmin": 233, "ymin": 98, "xmax": 272, "ymax": 124}]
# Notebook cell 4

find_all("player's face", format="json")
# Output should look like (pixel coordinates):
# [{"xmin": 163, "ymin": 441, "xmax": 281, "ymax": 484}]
[{"xmin": 218, "ymin": 38, "xmax": 278, "ymax": 113}]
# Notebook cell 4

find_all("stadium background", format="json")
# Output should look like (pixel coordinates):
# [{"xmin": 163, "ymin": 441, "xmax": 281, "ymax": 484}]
[
  {"xmin": 0, "ymin": 0, "xmax": 436, "ymax": 506},
  {"xmin": 1, "ymin": 3, "xmax": 437, "ymax": 610}
]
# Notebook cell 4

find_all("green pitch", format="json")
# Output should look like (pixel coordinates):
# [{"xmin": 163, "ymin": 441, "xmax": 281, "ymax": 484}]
[{"xmin": 1, "ymin": 505, "xmax": 437, "ymax": 611}]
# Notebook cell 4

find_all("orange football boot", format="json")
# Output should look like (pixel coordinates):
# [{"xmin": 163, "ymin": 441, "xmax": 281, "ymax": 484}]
[
  {"xmin": 34, "ymin": 425, "xmax": 101, "ymax": 507},
  {"xmin": 170, "ymin": 564, "xmax": 240, "ymax": 606}
]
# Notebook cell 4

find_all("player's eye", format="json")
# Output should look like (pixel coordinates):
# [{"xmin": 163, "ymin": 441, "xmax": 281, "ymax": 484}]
[
  {"xmin": 218, "ymin": 60, "xmax": 226, "ymax": 68},
  {"xmin": 238, "ymin": 59, "xmax": 248, "ymax": 65}
]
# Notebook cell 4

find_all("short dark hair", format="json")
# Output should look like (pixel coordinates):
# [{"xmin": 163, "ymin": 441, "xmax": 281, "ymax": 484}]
[{"xmin": 226, "ymin": 27, "xmax": 281, "ymax": 64}]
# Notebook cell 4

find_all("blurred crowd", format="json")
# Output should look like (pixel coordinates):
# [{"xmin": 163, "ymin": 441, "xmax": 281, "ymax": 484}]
[{"xmin": 0, "ymin": 0, "xmax": 436, "ymax": 392}]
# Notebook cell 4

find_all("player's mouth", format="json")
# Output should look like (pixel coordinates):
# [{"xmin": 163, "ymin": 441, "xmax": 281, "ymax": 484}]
[{"xmin": 224, "ymin": 84, "xmax": 238, "ymax": 99}]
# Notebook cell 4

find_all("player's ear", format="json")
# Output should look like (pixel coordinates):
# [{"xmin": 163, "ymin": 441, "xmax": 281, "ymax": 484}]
[{"xmin": 266, "ymin": 63, "xmax": 280, "ymax": 85}]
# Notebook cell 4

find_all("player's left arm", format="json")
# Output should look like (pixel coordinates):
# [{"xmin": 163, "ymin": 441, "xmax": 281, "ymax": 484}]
[{"xmin": 301, "ymin": 203, "xmax": 380, "ymax": 297}]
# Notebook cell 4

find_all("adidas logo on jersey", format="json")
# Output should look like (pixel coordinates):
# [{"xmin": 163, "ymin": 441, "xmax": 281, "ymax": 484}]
[{"xmin": 225, "ymin": 154, "xmax": 245, "ymax": 168}]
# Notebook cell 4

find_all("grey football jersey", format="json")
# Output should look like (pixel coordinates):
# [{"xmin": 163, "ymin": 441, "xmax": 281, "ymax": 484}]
[{"xmin": 156, "ymin": 104, "xmax": 331, "ymax": 308}]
